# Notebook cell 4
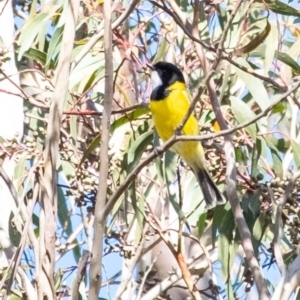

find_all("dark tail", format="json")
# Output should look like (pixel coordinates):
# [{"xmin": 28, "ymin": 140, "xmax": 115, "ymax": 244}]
[{"xmin": 194, "ymin": 168, "xmax": 226, "ymax": 209}]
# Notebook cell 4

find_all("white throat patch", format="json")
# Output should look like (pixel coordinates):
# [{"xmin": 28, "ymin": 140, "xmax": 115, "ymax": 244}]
[{"xmin": 151, "ymin": 70, "xmax": 162, "ymax": 90}]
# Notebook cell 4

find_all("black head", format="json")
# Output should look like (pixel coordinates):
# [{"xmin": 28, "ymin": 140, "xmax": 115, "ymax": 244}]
[{"xmin": 151, "ymin": 62, "xmax": 185, "ymax": 88}]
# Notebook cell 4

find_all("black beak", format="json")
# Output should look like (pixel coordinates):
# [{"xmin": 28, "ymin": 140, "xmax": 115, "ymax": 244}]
[{"xmin": 147, "ymin": 63, "xmax": 154, "ymax": 70}]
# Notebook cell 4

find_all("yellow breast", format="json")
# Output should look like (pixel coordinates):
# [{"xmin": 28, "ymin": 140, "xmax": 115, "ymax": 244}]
[
  {"xmin": 149, "ymin": 81, "xmax": 199, "ymax": 140},
  {"xmin": 149, "ymin": 81, "xmax": 204, "ymax": 167}
]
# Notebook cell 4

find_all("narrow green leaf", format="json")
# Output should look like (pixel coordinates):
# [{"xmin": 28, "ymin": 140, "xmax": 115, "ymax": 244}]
[
  {"xmin": 80, "ymin": 66, "xmax": 105, "ymax": 93},
  {"xmin": 127, "ymin": 131, "xmax": 153, "ymax": 172},
  {"xmin": 69, "ymin": 52, "xmax": 105, "ymax": 90},
  {"xmin": 281, "ymin": 38, "xmax": 300, "ymax": 83},
  {"xmin": 226, "ymin": 280, "xmax": 236, "ymax": 300},
  {"xmin": 270, "ymin": 148, "xmax": 283, "ymax": 177},
  {"xmin": 212, "ymin": 204, "xmax": 228, "ymax": 247},
  {"xmin": 251, "ymin": 138, "xmax": 262, "ymax": 178},
  {"xmin": 57, "ymin": 185, "xmax": 80, "ymax": 261},
  {"xmin": 218, "ymin": 208, "xmax": 235, "ymax": 281},
  {"xmin": 253, "ymin": 213, "xmax": 267, "ymax": 251},
  {"xmin": 18, "ymin": 13, "xmax": 51, "ymax": 60},
  {"xmin": 111, "ymin": 107, "xmax": 149, "ymax": 132},
  {"xmin": 251, "ymin": 44, "xmax": 300, "ymax": 74},
  {"xmin": 265, "ymin": 0, "xmax": 300, "ymax": 17},
  {"xmin": 291, "ymin": 140, "xmax": 300, "ymax": 168},
  {"xmin": 264, "ymin": 21, "xmax": 278, "ymax": 76},
  {"xmin": 79, "ymin": 133, "xmax": 100, "ymax": 166},
  {"xmin": 46, "ymin": 26, "xmax": 64, "ymax": 68},
  {"xmin": 197, "ymin": 213, "xmax": 206, "ymax": 238},
  {"xmin": 232, "ymin": 57, "xmax": 269, "ymax": 110},
  {"xmin": 153, "ymin": 37, "xmax": 168, "ymax": 64},
  {"xmin": 219, "ymin": 64, "xmax": 231, "ymax": 103},
  {"xmin": 236, "ymin": 21, "xmax": 271, "ymax": 54},
  {"xmin": 60, "ymin": 160, "xmax": 75, "ymax": 180},
  {"xmin": 54, "ymin": 269, "xmax": 63, "ymax": 291},
  {"xmin": 185, "ymin": 172, "xmax": 206, "ymax": 226},
  {"xmin": 8, "ymin": 295, "xmax": 22, "ymax": 300},
  {"xmin": 14, "ymin": 155, "xmax": 27, "ymax": 189},
  {"xmin": 9, "ymin": 212, "xmax": 22, "ymax": 248},
  {"xmin": 154, "ymin": 131, "xmax": 164, "ymax": 182},
  {"xmin": 128, "ymin": 182, "xmax": 144, "ymax": 243},
  {"xmin": 163, "ymin": 150, "xmax": 185, "ymax": 220},
  {"xmin": 230, "ymin": 96, "xmax": 257, "ymax": 139},
  {"xmin": 20, "ymin": 48, "xmax": 47, "ymax": 65},
  {"xmin": 265, "ymin": 135, "xmax": 290, "ymax": 153}
]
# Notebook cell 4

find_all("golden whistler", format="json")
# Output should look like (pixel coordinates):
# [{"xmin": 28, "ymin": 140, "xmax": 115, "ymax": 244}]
[{"xmin": 149, "ymin": 62, "xmax": 226, "ymax": 209}]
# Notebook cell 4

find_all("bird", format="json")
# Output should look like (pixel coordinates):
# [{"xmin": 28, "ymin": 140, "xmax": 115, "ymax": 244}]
[{"xmin": 148, "ymin": 61, "xmax": 226, "ymax": 209}]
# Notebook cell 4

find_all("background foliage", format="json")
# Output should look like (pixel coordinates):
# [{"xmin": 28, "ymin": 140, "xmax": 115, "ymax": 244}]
[{"xmin": 0, "ymin": 0, "xmax": 300, "ymax": 299}]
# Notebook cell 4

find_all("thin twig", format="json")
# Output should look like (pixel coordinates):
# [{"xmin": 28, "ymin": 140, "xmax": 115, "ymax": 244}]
[
  {"xmin": 1, "ymin": 183, "xmax": 38, "ymax": 298},
  {"xmin": 136, "ymin": 252, "xmax": 161, "ymax": 300},
  {"xmin": 217, "ymin": 0, "xmax": 244, "ymax": 53},
  {"xmin": 221, "ymin": 55, "xmax": 287, "ymax": 92},
  {"xmin": 146, "ymin": 211, "xmax": 202, "ymax": 300},
  {"xmin": 114, "ymin": 225, "xmax": 150, "ymax": 300},
  {"xmin": 62, "ymin": 103, "xmax": 147, "ymax": 116},
  {"xmin": 71, "ymin": 0, "xmax": 140, "ymax": 69},
  {"xmin": 139, "ymin": 253, "xmax": 204, "ymax": 300}
]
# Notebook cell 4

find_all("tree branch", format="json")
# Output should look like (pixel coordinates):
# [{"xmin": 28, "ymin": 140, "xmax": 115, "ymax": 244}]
[
  {"xmin": 71, "ymin": 250, "xmax": 90, "ymax": 300},
  {"xmin": 41, "ymin": 0, "xmax": 79, "ymax": 298},
  {"xmin": 88, "ymin": 0, "xmax": 113, "ymax": 297},
  {"xmin": 273, "ymin": 253, "xmax": 300, "ymax": 300}
]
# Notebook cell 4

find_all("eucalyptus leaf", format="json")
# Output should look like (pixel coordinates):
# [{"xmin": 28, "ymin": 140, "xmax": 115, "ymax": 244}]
[
  {"xmin": 291, "ymin": 140, "xmax": 300, "ymax": 168},
  {"xmin": 230, "ymin": 96, "xmax": 257, "ymax": 139},
  {"xmin": 232, "ymin": 57, "xmax": 269, "ymax": 110},
  {"xmin": 18, "ymin": 13, "xmax": 51, "ymax": 60},
  {"xmin": 218, "ymin": 207, "xmax": 235, "ymax": 281},
  {"xmin": 265, "ymin": 0, "xmax": 300, "ymax": 17}
]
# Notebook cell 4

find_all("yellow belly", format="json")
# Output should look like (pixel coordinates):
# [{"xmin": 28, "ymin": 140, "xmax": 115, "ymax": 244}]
[{"xmin": 150, "ymin": 82, "xmax": 205, "ymax": 168}]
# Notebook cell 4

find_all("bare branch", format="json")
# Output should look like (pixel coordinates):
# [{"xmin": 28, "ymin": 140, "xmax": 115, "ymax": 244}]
[
  {"xmin": 273, "ymin": 253, "xmax": 300, "ymax": 300},
  {"xmin": 71, "ymin": 250, "xmax": 90, "ymax": 300},
  {"xmin": 88, "ymin": 0, "xmax": 113, "ymax": 297},
  {"xmin": 41, "ymin": 0, "xmax": 79, "ymax": 297}
]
